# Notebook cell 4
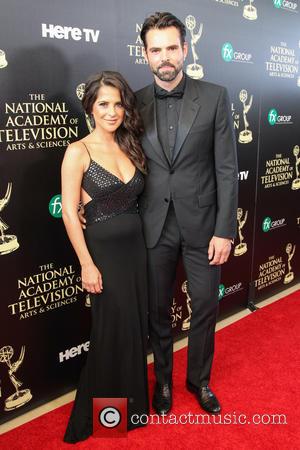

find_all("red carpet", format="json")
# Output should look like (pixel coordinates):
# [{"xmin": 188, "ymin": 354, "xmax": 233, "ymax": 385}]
[{"xmin": 1, "ymin": 291, "xmax": 299, "ymax": 449}]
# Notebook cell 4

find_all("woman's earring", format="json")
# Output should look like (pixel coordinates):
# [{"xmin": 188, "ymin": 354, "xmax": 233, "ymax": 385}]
[
  {"xmin": 90, "ymin": 113, "xmax": 95, "ymax": 128},
  {"xmin": 85, "ymin": 113, "xmax": 95, "ymax": 132}
]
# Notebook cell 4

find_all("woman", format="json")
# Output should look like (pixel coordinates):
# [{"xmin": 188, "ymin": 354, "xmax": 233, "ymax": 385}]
[{"xmin": 61, "ymin": 71, "xmax": 149, "ymax": 443}]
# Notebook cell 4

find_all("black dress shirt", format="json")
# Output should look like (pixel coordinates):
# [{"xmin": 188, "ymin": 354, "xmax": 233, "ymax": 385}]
[{"xmin": 154, "ymin": 73, "xmax": 186, "ymax": 163}]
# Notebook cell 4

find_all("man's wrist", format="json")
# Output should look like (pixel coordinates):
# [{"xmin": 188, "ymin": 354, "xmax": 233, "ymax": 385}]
[{"xmin": 213, "ymin": 235, "xmax": 234, "ymax": 244}]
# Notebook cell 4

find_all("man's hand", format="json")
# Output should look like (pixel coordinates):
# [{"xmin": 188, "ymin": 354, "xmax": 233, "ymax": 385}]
[
  {"xmin": 78, "ymin": 203, "xmax": 86, "ymax": 229},
  {"xmin": 208, "ymin": 236, "xmax": 232, "ymax": 265}
]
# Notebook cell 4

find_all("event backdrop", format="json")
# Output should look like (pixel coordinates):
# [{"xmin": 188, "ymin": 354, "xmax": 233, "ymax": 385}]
[{"xmin": 0, "ymin": 0, "xmax": 299, "ymax": 424}]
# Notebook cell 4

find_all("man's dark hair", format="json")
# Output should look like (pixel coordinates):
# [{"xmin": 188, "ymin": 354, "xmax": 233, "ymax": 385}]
[{"xmin": 140, "ymin": 12, "xmax": 186, "ymax": 49}]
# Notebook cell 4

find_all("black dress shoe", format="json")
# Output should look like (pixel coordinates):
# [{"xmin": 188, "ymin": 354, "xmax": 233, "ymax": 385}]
[
  {"xmin": 152, "ymin": 382, "xmax": 172, "ymax": 415},
  {"xmin": 186, "ymin": 382, "xmax": 221, "ymax": 414}
]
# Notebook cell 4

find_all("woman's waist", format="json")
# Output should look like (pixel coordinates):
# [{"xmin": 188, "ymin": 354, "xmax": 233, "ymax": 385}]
[{"xmin": 84, "ymin": 200, "xmax": 139, "ymax": 226}]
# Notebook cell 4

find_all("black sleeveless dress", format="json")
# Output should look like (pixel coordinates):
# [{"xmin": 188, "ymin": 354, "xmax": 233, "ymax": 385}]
[{"xmin": 63, "ymin": 156, "xmax": 149, "ymax": 443}]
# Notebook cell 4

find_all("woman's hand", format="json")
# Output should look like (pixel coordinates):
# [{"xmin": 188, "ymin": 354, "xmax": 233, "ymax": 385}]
[{"xmin": 81, "ymin": 263, "xmax": 103, "ymax": 294}]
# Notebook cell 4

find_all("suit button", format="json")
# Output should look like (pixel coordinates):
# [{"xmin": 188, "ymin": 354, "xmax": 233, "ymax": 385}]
[
  {"xmin": 169, "ymin": 169, "xmax": 174, "ymax": 174},
  {"xmin": 164, "ymin": 198, "xmax": 169, "ymax": 203}
]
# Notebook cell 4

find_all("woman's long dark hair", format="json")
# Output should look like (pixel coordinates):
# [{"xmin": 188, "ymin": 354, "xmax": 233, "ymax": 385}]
[{"xmin": 82, "ymin": 71, "xmax": 147, "ymax": 174}]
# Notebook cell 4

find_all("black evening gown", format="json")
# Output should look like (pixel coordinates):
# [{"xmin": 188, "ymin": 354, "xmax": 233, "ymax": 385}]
[{"xmin": 63, "ymin": 156, "xmax": 149, "ymax": 443}]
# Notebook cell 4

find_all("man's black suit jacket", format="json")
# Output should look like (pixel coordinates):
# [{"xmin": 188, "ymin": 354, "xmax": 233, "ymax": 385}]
[{"xmin": 135, "ymin": 76, "xmax": 238, "ymax": 249}]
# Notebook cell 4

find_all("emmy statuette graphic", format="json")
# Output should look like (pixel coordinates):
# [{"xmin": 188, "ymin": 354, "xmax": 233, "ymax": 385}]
[
  {"xmin": 85, "ymin": 294, "xmax": 91, "ymax": 307},
  {"xmin": 284, "ymin": 243, "xmax": 295, "ymax": 284},
  {"xmin": 292, "ymin": 145, "xmax": 300, "ymax": 190},
  {"xmin": 76, "ymin": 83, "xmax": 94, "ymax": 133},
  {"xmin": 0, "ymin": 49, "xmax": 8, "ymax": 68},
  {"xmin": 243, "ymin": 0, "xmax": 258, "ymax": 21},
  {"xmin": 0, "ymin": 182, "xmax": 19, "ymax": 255},
  {"xmin": 234, "ymin": 208, "xmax": 248, "ymax": 256},
  {"xmin": 238, "ymin": 90, "xmax": 253, "ymax": 144},
  {"xmin": 181, "ymin": 280, "xmax": 192, "ymax": 331},
  {"xmin": 0, "ymin": 346, "xmax": 32, "ymax": 411},
  {"xmin": 185, "ymin": 15, "xmax": 204, "ymax": 80}
]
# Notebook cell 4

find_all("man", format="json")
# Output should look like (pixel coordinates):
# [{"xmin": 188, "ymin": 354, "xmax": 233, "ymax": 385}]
[{"xmin": 136, "ymin": 12, "xmax": 238, "ymax": 415}]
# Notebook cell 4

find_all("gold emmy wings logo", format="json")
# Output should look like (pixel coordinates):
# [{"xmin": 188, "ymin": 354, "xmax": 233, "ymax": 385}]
[
  {"xmin": 292, "ymin": 145, "xmax": 300, "ymax": 190},
  {"xmin": 238, "ymin": 90, "xmax": 253, "ymax": 144},
  {"xmin": 185, "ymin": 15, "xmax": 204, "ymax": 80},
  {"xmin": 0, "ymin": 49, "xmax": 8, "ymax": 68},
  {"xmin": 76, "ymin": 83, "xmax": 94, "ymax": 133},
  {"xmin": 0, "ymin": 182, "xmax": 19, "ymax": 255},
  {"xmin": 284, "ymin": 243, "xmax": 296, "ymax": 284},
  {"xmin": 243, "ymin": 0, "xmax": 258, "ymax": 20},
  {"xmin": 234, "ymin": 208, "xmax": 248, "ymax": 256},
  {"xmin": 181, "ymin": 280, "xmax": 192, "ymax": 331},
  {"xmin": 0, "ymin": 345, "xmax": 32, "ymax": 411}
]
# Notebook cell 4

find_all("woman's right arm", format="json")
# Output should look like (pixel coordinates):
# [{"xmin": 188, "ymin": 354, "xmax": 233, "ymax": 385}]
[{"xmin": 61, "ymin": 143, "xmax": 103, "ymax": 294}]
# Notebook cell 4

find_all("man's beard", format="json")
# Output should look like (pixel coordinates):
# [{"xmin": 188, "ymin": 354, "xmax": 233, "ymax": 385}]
[{"xmin": 152, "ymin": 61, "xmax": 183, "ymax": 82}]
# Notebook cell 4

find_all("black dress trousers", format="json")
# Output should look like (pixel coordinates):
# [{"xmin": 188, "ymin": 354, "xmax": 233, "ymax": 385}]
[{"xmin": 147, "ymin": 202, "xmax": 221, "ymax": 388}]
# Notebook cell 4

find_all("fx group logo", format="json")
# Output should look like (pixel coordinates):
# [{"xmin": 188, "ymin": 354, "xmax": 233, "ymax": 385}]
[
  {"xmin": 221, "ymin": 42, "xmax": 253, "ymax": 64},
  {"xmin": 218, "ymin": 282, "xmax": 243, "ymax": 300},
  {"xmin": 218, "ymin": 284, "xmax": 225, "ymax": 300},
  {"xmin": 222, "ymin": 42, "xmax": 233, "ymax": 62},
  {"xmin": 268, "ymin": 108, "xmax": 292, "ymax": 125},
  {"xmin": 268, "ymin": 109, "xmax": 278, "ymax": 125},
  {"xmin": 262, "ymin": 216, "xmax": 286, "ymax": 232},
  {"xmin": 93, "ymin": 398, "xmax": 127, "ymax": 438},
  {"xmin": 273, "ymin": 0, "xmax": 298, "ymax": 12},
  {"xmin": 49, "ymin": 194, "xmax": 62, "ymax": 218}
]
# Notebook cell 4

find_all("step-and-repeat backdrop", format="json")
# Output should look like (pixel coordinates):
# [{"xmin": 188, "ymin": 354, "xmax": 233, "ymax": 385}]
[{"xmin": 0, "ymin": 0, "xmax": 299, "ymax": 423}]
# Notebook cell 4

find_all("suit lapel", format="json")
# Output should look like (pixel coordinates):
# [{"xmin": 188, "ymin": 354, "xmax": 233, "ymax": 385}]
[
  {"xmin": 139, "ymin": 85, "xmax": 171, "ymax": 167},
  {"xmin": 172, "ymin": 77, "xmax": 202, "ymax": 163}
]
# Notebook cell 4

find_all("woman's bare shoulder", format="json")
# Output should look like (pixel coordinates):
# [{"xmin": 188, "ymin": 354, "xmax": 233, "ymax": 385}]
[{"xmin": 64, "ymin": 139, "xmax": 89, "ymax": 160}]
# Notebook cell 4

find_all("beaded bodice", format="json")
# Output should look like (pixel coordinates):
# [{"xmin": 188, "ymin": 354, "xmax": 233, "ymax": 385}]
[{"xmin": 82, "ymin": 159, "xmax": 144, "ymax": 226}]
